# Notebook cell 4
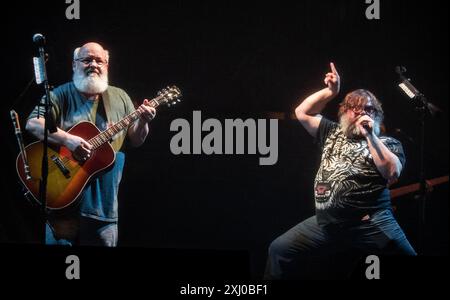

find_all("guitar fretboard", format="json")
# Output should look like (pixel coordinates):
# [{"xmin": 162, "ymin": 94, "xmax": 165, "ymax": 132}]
[{"xmin": 88, "ymin": 97, "xmax": 161, "ymax": 149}]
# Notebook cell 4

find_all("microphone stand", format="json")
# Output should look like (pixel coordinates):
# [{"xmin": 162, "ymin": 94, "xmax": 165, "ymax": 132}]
[
  {"xmin": 34, "ymin": 35, "xmax": 57, "ymax": 244},
  {"xmin": 396, "ymin": 66, "xmax": 440, "ymax": 253},
  {"xmin": 416, "ymin": 94, "xmax": 427, "ymax": 253}
]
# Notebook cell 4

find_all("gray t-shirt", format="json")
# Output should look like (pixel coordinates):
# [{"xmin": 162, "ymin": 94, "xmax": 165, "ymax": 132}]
[{"xmin": 28, "ymin": 81, "xmax": 136, "ymax": 152}]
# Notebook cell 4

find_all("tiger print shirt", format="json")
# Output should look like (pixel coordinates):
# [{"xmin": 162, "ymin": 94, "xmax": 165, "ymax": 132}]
[{"xmin": 314, "ymin": 117, "xmax": 406, "ymax": 226}]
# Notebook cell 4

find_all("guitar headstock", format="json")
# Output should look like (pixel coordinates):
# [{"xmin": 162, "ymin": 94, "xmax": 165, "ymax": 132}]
[{"xmin": 157, "ymin": 85, "xmax": 182, "ymax": 107}]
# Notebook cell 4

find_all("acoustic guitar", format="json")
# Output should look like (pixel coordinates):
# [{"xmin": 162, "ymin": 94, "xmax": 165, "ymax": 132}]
[{"xmin": 16, "ymin": 86, "xmax": 181, "ymax": 211}]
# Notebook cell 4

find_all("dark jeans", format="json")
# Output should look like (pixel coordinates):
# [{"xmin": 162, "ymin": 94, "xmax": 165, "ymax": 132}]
[
  {"xmin": 264, "ymin": 209, "xmax": 417, "ymax": 279},
  {"xmin": 46, "ymin": 216, "xmax": 118, "ymax": 247}
]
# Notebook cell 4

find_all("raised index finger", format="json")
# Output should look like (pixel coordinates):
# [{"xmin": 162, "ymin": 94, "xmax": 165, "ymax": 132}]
[{"xmin": 330, "ymin": 62, "xmax": 338, "ymax": 75}]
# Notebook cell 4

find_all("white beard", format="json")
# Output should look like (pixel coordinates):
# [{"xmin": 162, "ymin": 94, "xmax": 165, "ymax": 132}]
[
  {"xmin": 73, "ymin": 70, "xmax": 108, "ymax": 95},
  {"xmin": 339, "ymin": 114, "xmax": 381, "ymax": 139}
]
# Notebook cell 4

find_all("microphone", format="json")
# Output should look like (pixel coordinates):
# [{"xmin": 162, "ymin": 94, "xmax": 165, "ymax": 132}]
[
  {"xmin": 33, "ymin": 33, "xmax": 46, "ymax": 46},
  {"xmin": 395, "ymin": 65, "xmax": 442, "ymax": 116},
  {"xmin": 10, "ymin": 110, "xmax": 32, "ymax": 180},
  {"xmin": 33, "ymin": 56, "xmax": 45, "ymax": 84},
  {"xmin": 396, "ymin": 65, "xmax": 421, "ymax": 99},
  {"xmin": 361, "ymin": 121, "xmax": 371, "ymax": 133},
  {"xmin": 32, "ymin": 34, "xmax": 47, "ymax": 85},
  {"xmin": 31, "ymin": 32, "xmax": 57, "ymax": 133}
]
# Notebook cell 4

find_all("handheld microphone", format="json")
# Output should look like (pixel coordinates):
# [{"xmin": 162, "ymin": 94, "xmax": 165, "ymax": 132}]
[
  {"xmin": 10, "ymin": 110, "xmax": 32, "ymax": 180},
  {"xmin": 361, "ymin": 121, "xmax": 371, "ymax": 133}
]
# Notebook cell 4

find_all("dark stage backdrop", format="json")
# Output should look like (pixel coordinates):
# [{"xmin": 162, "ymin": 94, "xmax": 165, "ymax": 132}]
[{"xmin": 1, "ymin": 0, "xmax": 448, "ymax": 279}]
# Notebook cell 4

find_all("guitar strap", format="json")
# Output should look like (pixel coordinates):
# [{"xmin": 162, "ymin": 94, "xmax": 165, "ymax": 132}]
[{"xmin": 101, "ymin": 90, "xmax": 113, "ymax": 126}]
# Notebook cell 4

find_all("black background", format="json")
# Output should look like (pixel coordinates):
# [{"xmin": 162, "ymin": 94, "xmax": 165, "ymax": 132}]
[{"xmin": 1, "ymin": 0, "xmax": 448, "ymax": 280}]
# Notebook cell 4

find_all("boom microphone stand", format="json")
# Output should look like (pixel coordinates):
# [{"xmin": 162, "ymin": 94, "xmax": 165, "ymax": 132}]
[
  {"xmin": 32, "ymin": 33, "xmax": 57, "ymax": 243},
  {"xmin": 395, "ymin": 66, "xmax": 441, "ymax": 253}
]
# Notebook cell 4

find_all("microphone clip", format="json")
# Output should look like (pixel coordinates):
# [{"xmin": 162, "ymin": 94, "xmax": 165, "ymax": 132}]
[{"xmin": 395, "ymin": 66, "xmax": 441, "ymax": 116}]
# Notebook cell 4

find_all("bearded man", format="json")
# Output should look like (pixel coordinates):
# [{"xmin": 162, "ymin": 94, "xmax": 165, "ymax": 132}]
[
  {"xmin": 264, "ymin": 63, "xmax": 416, "ymax": 279},
  {"xmin": 26, "ymin": 42, "xmax": 156, "ymax": 246}
]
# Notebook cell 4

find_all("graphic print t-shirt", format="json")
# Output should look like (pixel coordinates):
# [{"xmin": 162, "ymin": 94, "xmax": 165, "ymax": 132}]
[{"xmin": 314, "ymin": 117, "xmax": 405, "ymax": 226}]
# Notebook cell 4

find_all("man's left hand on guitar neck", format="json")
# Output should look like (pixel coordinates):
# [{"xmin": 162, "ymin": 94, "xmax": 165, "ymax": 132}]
[
  {"xmin": 128, "ymin": 99, "xmax": 157, "ymax": 147},
  {"xmin": 137, "ymin": 99, "xmax": 157, "ymax": 123}
]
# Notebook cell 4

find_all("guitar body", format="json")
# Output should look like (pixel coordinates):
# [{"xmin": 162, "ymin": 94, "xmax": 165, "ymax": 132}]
[{"xmin": 16, "ymin": 121, "xmax": 116, "ymax": 210}]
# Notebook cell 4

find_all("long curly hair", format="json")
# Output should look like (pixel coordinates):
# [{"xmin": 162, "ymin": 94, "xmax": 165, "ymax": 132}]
[{"xmin": 337, "ymin": 89, "xmax": 384, "ymax": 123}]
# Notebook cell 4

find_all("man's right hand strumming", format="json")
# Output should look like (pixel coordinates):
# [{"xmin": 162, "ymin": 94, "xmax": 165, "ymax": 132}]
[
  {"xmin": 26, "ymin": 117, "xmax": 93, "ymax": 162},
  {"xmin": 65, "ymin": 134, "xmax": 92, "ymax": 162}
]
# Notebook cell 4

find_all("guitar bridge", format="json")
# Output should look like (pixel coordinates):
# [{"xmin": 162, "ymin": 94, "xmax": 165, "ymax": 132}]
[{"xmin": 51, "ymin": 155, "xmax": 71, "ymax": 178}]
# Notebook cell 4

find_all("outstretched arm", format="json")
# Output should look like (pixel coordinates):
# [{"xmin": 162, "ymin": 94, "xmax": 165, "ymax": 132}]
[{"xmin": 295, "ymin": 62, "xmax": 341, "ymax": 137}]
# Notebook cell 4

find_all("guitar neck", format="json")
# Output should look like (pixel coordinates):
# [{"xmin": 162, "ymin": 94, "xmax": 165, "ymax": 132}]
[
  {"xmin": 88, "ymin": 97, "xmax": 161, "ymax": 149},
  {"xmin": 390, "ymin": 176, "xmax": 449, "ymax": 199}
]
